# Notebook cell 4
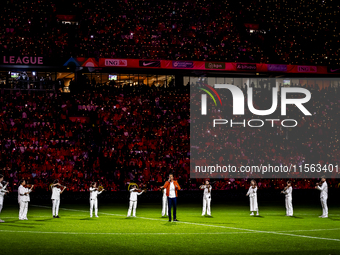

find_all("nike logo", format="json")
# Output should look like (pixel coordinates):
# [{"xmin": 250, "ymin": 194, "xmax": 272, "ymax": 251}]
[
  {"xmin": 143, "ymin": 62, "xmax": 156, "ymax": 66},
  {"xmin": 330, "ymin": 68, "xmax": 340, "ymax": 72}
]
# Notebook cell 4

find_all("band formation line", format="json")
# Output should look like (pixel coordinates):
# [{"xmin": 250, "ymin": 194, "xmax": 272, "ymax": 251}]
[{"xmin": 0, "ymin": 174, "xmax": 329, "ymax": 222}]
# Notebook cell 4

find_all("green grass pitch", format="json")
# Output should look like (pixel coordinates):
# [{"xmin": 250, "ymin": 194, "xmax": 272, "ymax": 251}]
[{"xmin": 0, "ymin": 203, "xmax": 339, "ymax": 255}]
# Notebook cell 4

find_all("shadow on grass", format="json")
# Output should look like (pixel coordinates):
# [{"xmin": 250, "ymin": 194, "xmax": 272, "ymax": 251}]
[
  {"xmin": 0, "ymin": 222, "xmax": 37, "ymax": 228},
  {"xmin": 290, "ymin": 216, "xmax": 303, "ymax": 219},
  {"xmin": 328, "ymin": 217, "xmax": 340, "ymax": 221},
  {"xmin": 189, "ymin": 215, "xmax": 216, "ymax": 220},
  {"xmin": 34, "ymin": 218, "xmax": 53, "ymax": 222},
  {"xmin": 3, "ymin": 220, "xmax": 44, "ymax": 225},
  {"xmin": 164, "ymin": 222, "xmax": 177, "ymax": 226},
  {"xmin": 274, "ymin": 215, "xmax": 303, "ymax": 219}
]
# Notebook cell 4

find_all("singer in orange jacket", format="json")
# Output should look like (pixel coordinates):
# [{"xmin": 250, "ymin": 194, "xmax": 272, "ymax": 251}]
[{"xmin": 162, "ymin": 173, "xmax": 181, "ymax": 222}]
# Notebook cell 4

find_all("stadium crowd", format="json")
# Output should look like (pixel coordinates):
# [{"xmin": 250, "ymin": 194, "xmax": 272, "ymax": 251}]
[
  {"xmin": 0, "ymin": 81, "xmax": 339, "ymax": 192},
  {"xmin": 1, "ymin": 0, "xmax": 340, "ymax": 65}
]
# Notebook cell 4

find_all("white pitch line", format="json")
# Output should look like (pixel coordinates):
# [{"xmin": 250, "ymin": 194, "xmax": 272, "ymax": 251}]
[
  {"xmin": 1, "ymin": 216, "xmax": 48, "ymax": 219},
  {"xmin": 254, "ymin": 213, "xmax": 340, "ymax": 216},
  {"xmin": 135, "ymin": 216, "xmax": 340, "ymax": 242},
  {"xmin": 278, "ymin": 228, "xmax": 340, "ymax": 233},
  {"xmin": 30, "ymin": 205, "xmax": 340, "ymax": 242},
  {"xmin": 32, "ymin": 205, "xmax": 123, "ymax": 217},
  {"xmin": 1, "ymin": 215, "xmax": 87, "ymax": 219},
  {"xmin": 0, "ymin": 230, "xmax": 252, "ymax": 235},
  {"xmin": 266, "ymin": 232, "xmax": 340, "ymax": 242}
]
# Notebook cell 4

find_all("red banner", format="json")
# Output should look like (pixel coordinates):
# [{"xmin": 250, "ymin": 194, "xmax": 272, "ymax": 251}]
[{"xmin": 67, "ymin": 57, "xmax": 332, "ymax": 74}]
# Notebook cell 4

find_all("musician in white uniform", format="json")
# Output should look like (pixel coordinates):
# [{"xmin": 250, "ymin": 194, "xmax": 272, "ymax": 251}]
[
  {"xmin": 315, "ymin": 176, "xmax": 328, "ymax": 218},
  {"xmin": 160, "ymin": 187, "xmax": 168, "ymax": 217},
  {"xmin": 127, "ymin": 185, "xmax": 144, "ymax": 217},
  {"xmin": 0, "ymin": 174, "xmax": 9, "ymax": 223},
  {"xmin": 18, "ymin": 179, "xmax": 34, "ymax": 220},
  {"xmin": 90, "ymin": 182, "xmax": 104, "ymax": 217},
  {"xmin": 51, "ymin": 179, "xmax": 66, "ymax": 218},
  {"xmin": 281, "ymin": 180, "xmax": 293, "ymax": 216},
  {"xmin": 200, "ymin": 180, "xmax": 212, "ymax": 216},
  {"xmin": 246, "ymin": 180, "xmax": 259, "ymax": 216}
]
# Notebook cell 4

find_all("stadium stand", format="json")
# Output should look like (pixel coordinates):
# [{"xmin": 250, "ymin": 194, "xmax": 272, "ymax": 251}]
[{"xmin": 1, "ymin": 0, "xmax": 339, "ymax": 65}]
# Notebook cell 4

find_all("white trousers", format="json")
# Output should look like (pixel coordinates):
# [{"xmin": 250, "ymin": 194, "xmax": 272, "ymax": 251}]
[
  {"xmin": 19, "ymin": 201, "xmax": 28, "ymax": 219},
  {"xmin": 249, "ymin": 196, "xmax": 258, "ymax": 212},
  {"xmin": 285, "ymin": 196, "xmax": 293, "ymax": 216},
  {"xmin": 52, "ymin": 199, "xmax": 60, "ymax": 216},
  {"xmin": 321, "ymin": 197, "xmax": 328, "ymax": 216},
  {"xmin": 249, "ymin": 196, "xmax": 259, "ymax": 212},
  {"xmin": 202, "ymin": 195, "xmax": 211, "ymax": 215},
  {"xmin": 90, "ymin": 198, "xmax": 98, "ymax": 217},
  {"xmin": 0, "ymin": 196, "xmax": 3, "ymax": 214},
  {"xmin": 162, "ymin": 196, "xmax": 168, "ymax": 216},
  {"xmin": 127, "ymin": 200, "xmax": 137, "ymax": 217}
]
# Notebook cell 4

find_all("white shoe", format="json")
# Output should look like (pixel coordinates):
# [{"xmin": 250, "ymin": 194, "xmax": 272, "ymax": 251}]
[
  {"xmin": 0, "ymin": 219, "xmax": 5, "ymax": 223},
  {"xmin": 95, "ymin": 216, "xmax": 99, "ymax": 218},
  {"xmin": 250, "ymin": 212, "xmax": 254, "ymax": 216},
  {"xmin": 90, "ymin": 215, "xmax": 93, "ymax": 218},
  {"xmin": 318, "ymin": 215, "xmax": 324, "ymax": 218},
  {"xmin": 132, "ymin": 216, "xmax": 136, "ymax": 217},
  {"xmin": 256, "ymin": 213, "xmax": 259, "ymax": 216},
  {"xmin": 24, "ymin": 218, "xmax": 28, "ymax": 220},
  {"xmin": 127, "ymin": 215, "xmax": 130, "ymax": 217},
  {"xmin": 202, "ymin": 214, "xmax": 205, "ymax": 216},
  {"xmin": 321, "ymin": 215, "xmax": 328, "ymax": 218}
]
